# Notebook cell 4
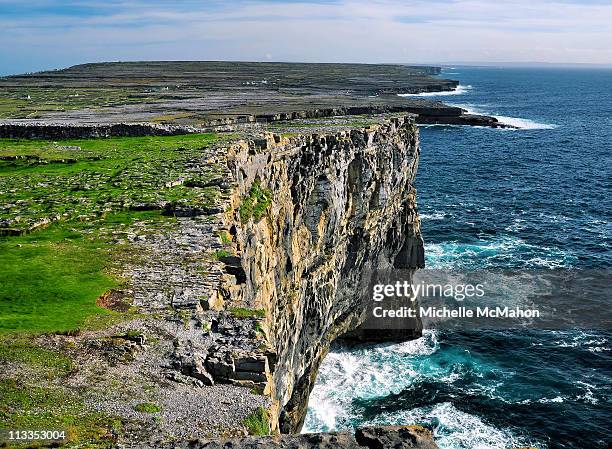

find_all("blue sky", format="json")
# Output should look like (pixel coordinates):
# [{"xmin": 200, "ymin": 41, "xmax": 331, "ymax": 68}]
[{"xmin": 1, "ymin": 0, "xmax": 611, "ymax": 75}]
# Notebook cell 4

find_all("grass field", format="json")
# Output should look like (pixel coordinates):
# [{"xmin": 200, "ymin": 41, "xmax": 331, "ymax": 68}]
[
  {"xmin": 0, "ymin": 133, "xmax": 222, "ymax": 233},
  {"xmin": 0, "ymin": 133, "xmax": 223, "ymax": 333},
  {"xmin": 0, "ymin": 132, "xmax": 228, "ymax": 445},
  {"xmin": 0, "ymin": 211, "xmax": 168, "ymax": 333}
]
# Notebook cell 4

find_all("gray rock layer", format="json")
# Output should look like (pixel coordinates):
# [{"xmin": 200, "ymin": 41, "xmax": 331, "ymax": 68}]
[
  {"xmin": 0, "ymin": 105, "xmax": 509, "ymax": 139},
  {"xmin": 156, "ymin": 426, "xmax": 437, "ymax": 449},
  {"xmin": 224, "ymin": 116, "xmax": 424, "ymax": 433}
]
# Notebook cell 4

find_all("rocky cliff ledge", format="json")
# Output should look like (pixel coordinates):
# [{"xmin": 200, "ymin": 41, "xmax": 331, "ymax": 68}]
[
  {"xmin": 0, "ymin": 104, "xmax": 508, "ymax": 140},
  {"xmin": 213, "ymin": 116, "xmax": 424, "ymax": 434}
]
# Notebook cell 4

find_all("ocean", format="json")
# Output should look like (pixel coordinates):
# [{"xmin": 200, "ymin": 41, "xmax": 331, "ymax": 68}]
[{"xmin": 303, "ymin": 67, "xmax": 612, "ymax": 448}]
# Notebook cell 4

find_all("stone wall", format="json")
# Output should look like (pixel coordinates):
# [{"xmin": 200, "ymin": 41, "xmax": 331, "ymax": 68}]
[{"xmin": 0, "ymin": 123, "xmax": 200, "ymax": 139}]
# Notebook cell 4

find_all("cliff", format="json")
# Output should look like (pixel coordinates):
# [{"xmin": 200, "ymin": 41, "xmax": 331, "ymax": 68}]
[
  {"xmin": 210, "ymin": 116, "xmax": 424, "ymax": 433},
  {"xmin": 0, "ymin": 62, "xmax": 456, "ymax": 449},
  {"xmin": 0, "ymin": 111, "xmax": 429, "ymax": 447}
]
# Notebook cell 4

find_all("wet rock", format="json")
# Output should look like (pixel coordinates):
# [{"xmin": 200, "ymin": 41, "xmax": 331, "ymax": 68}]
[
  {"xmin": 356, "ymin": 426, "xmax": 438, "ymax": 449},
  {"xmin": 150, "ymin": 426, "xmax": 438, "ymax": 449}
]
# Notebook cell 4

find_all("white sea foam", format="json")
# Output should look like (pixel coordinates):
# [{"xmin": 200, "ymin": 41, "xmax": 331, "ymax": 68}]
[
  {"xmin": 398, "ymin": 84, "xmax": 472, "ymax": 97},
  {"xmin": 492, "ymin": 115, "xmax": 558, "ymax": 130},
  {"xmin": 380, "ymin": 330, "xmax": 440, "ymax": 356},
  {"xmin": 445, "ymin": 102, "xmax": 558, "ymax": 130},
  {"xmin": 445, "ymin": 103, "xmax": 485, "ymax": 115},
  {"xmin": 303, "ymin": 330, "xmax": 541, "ymax": 448},
  {"xmin": 302, "ymin": 331, "xmax": 439, "ymax": 432},
  {"xmin": 425, "ymin": 235, "xmax": 575, "ymax": 269},
  {"xmin": 576, "ymin": 381, "xmax": 599, "ymax": 404},
  {"xmin": 588, "ymin": 346, "xmax": 610, "ymax": 353},
  {"xmin": 366, "ymin": 402, "xmax": 527, "ymax": 449},
  {"xmin": 420, "ymin": 211, "xmax": 447, "ymax": 220},
  {"xmin": 552, "ymin": 331, "xmax": 609, "ymax": 352},
  {"xmin": 505, "ymin": 218, "xmax": 527, "ymax": 232},
  {"xmin": 538, "ymin": 396, "xmax": 564, "ymax": 404}
]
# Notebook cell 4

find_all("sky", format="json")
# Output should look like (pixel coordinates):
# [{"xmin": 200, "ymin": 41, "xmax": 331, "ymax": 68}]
[{"xmin": 1, "ymin": 0, "xmax": 612, "ymax": 75}]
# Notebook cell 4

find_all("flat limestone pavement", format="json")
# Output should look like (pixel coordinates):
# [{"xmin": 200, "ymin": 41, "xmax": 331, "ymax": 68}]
[{"xmin": 0, "ymin": 61, "xmax": 508, "ymax": 128}]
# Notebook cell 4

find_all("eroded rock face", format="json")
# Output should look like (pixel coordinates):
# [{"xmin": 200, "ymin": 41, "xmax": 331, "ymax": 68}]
[
  {"xmin": 225, "ymin": 116, "xmax": 424, "ymax": 433},
  {"xmin": 158, "ymin": 426, "xmax": 438, "ymax": 449}
]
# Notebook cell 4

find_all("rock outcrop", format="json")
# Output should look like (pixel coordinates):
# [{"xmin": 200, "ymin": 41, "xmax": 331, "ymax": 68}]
[
  {"xmin": 157, "ymin": 426, "xmax": 438, "ymax": 449},
  {"xmin": 219, "ymin": 116, "xmax": 424, "ymax": 433},
  {"xmin": 0, "ymin": 122, "xmax": 200, "ymax": 139}
]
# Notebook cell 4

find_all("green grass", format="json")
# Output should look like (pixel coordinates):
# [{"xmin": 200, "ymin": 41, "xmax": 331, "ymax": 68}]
[
  {"xmin": 0, "ymin": 332, "xmax": 119, "ymax": 447},
  {"xmin": 125, "ymin": 329, "xmax": 144, "ymax": 339},
  {"xmin": 0, "ymin": 211, "xmax": 166, "ymax": 334},
  {"xmin": 0, "ymin": 133, "xmax": 226, "ymax": 333},
  {"xmin": 0, "ymin": 133, "xmax": 218, "ymax": 159},
  {"xmin": 254, "ymin": 322, "xmax": 265, "ymax": 336},
  {"xmin": 238, "ymin": 180, "xmax": 272, "ymax": 223},
  {"xmin": 212, "ymin": 249, "xmax": 232, "ymax": 260},
  {"xmin": 228, "ymin": 307, "xmax": 266, "ymax": 319},
  {"xmin": 243, "ymin": 407, "xmax": 270, "ymax": 436},
  {"xmin": 0, "ymin": 230, "xmax": 115, "ymax": 333},
  {"xmin": 217, "ymin": 230, "xmax": 232, "ymax": 244},
  {"xmin": 0, "ymin": 335, "xmax": 73, "ymax": 378},
  {"xmin": 0, "ymin": 133, "xmax": 221, "ymax": 233},
  {"xmin": 134, "ymin": 402, "xmax": 161, "ymax": 413}
]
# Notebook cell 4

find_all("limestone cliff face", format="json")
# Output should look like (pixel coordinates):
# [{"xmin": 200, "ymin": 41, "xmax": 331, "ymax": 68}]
[{"xmin": 225, "ymin": 116, "xmax": 424, "ymax": 433}]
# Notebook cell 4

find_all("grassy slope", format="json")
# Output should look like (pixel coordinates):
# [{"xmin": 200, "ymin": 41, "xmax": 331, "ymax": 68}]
[
  {"xmin": 0, "ymin": 225, "xmax": 115, "ymax": 333},
  {"xmin": 0, "ymin": 211, "xmax": 167, "ymax": 333}
]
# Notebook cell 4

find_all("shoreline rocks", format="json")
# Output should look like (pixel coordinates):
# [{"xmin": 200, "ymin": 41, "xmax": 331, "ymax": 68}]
[{"xmin": 149, "ymin": 426, "xmax": 438, "ymax": 449}]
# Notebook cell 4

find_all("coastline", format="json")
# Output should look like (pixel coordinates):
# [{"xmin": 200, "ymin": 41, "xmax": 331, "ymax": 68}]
[
  {"xmin": 2, "ymin": 62, "xmax": 609, "ymax": 449},
  {"xmin": 0, "ymin": 62, "xmax": 437, "ymax": 448},
  {"xmin": 304, "ymin": 66, "xmax": 611, "ymax": 449}
]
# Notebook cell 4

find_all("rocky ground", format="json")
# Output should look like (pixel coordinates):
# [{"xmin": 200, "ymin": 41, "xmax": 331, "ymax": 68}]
[
  {"xmin": 0, "ymin": 61, "xmax": 509, "ymax": 129},
  {"xmin": 155, "ymin": 426, "xmax": 439, "ymax": 449}
]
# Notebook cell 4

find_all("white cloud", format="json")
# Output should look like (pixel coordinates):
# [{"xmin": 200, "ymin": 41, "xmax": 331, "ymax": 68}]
[{"xmin": 1, "ymin": 0, "xmax": 611, "ymax": 74}]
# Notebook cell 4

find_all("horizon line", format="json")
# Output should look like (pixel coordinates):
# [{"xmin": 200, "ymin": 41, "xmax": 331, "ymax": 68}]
[{"xmin": 2, "ymin": 59, "xmax": 612, "ymax": 77}]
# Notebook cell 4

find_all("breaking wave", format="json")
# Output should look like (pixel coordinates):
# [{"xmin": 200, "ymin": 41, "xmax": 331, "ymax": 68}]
[
  {"xmin": 492, "ymin": 115, "xmax": 558, "ymax": 130},
  {"xmin": 398, "ymin": 85, "xmax": 472, "ymax": 97},
  {"xmin": 425, "ymin": 235, "xmax": 576, "ymax": 269},
  {"xmin": 364, "ymin": 402, "xmax": 525, "ymax": 449},
  {"xmin": 447, "ymin": 103, "xmax": 558, "ymax": 129}
]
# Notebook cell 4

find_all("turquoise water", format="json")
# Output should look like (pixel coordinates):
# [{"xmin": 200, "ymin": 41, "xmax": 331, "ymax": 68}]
[{"xmin": 303, "ymin": 68, "xmax": 611, "ymax": 448}]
